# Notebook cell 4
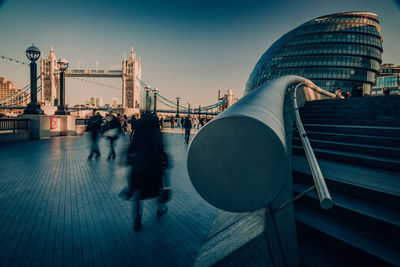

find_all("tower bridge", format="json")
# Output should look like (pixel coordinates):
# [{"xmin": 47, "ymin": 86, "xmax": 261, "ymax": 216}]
[{"xmin": 40, "ymin": 47, "xmax": 141, "ymax": 110}]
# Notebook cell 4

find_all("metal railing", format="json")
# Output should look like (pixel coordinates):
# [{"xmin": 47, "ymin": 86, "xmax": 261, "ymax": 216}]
[
  {"xmin": 293, "ymin": 82, "xmax": 333, "ymax": 209},
  {"xmin": 0, "ymin": 118, "xmax": 29, "ymax": 132},
  {"xmin": 75, "ymin": 118, "xmax": 89, "ymax": 126},
  {"xmin": 186, "ymin": 75, "xmax": 335, "ymax": 213}
]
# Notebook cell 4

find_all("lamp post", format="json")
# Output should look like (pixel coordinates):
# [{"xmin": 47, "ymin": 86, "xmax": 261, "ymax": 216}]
[
  {"xmin": 55, "ymin": 57, "xmax": 70, "ymax": 115},
  {"xmin": 152, "ymin": 88, "xmax": 158, "ymax": 113},
  {"xmin": 188, "ymin": 102, "xmax": 191, "ymax": 116},
  {"xmin": 176, "ymin": 97, "xmax": 180, "ymax": 118},
  {"xmin": 24, "ymin": 44, "xmax": 44, "ymax": 114},
  {"xmin": 144, "ymin": 86, "xmax": 151, "ymax": 111}
]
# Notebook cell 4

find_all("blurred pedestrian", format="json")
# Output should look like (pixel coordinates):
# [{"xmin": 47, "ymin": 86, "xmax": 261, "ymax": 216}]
[
  {"xmin": 351, "ymin": 84, "xmax": 364, "ymax": 97},
  {"xmin": 170, "ymin": 115, "xmax": 175, "ymax": 129},
  {"xmin": 130, "ymin": 115, "xmax": 137, "ymax": 140},
  {"xmin": 181, "ymin": 117, "xmax": 184, "ymax": 132},
  {"xmin": 200, "ymin": 117, "xmax": 205, "ymax": 128},
  {"xmin": 104, "ymin": 112, "xmax": 121, "ymax": 160},
  {"xmin": 126, "ymin": 111, "xmax": 169, "ymax": 231},
  {"xmin": 183, "ymin": 116, "xmax": 192, "ymax": 144},
  {"xmin": 122, "ymin": 114, "xmax": 128, "ymax": 134},
  {"xmin": 86, "ymin": 110, "xmax": 103, "ymax": 160},
  {"xmin": 159, "ymin": 116, "xmax": 164, "ymax": 130},
  {"xmin": 335, "ymin": 88, "xmax": 343, "ymax": 98}
]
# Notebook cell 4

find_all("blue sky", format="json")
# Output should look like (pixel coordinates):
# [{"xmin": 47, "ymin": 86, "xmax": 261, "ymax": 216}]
[{"xmin": 0, "ymin": 0, "xmax": 399, "ymax": 106}]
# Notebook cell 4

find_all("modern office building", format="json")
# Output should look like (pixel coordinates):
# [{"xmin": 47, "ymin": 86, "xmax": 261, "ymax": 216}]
[
  {"xmin": 0, "ymin": 77, "xmax": 28, "ymax": 106},
  {"xmin": 0, "ymin": 77, "xmax": 18, "ymax": 99},
  {"xmin": 89, "ymin": 97, "xmax": 95, "ymax": 106},
  {"xmin": 111, "ymin": 98, "xmax": 118, "ymax": 109},
  {"xmin": 96, "ymin": 96, "xmax": 104, "ymax": 107},
  {"xmin": 245, "ymin": 12, "xmax": 383, "ymax": 95},
  {"xmin": 372, "ymin": 63, "xmax": 400, "ymax": 95}
]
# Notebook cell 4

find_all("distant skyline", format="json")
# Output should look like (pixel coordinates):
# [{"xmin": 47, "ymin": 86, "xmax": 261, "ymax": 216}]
[{"xmin": 0, "ymin": 0, "xmax": 399, "ymax": 107}]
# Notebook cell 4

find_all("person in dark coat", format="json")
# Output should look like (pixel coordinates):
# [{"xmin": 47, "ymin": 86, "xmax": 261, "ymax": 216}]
[
  {"xmin": 170, "ymin": 115, "xmax": 175, "ymax": 129},
  {"xmin": 130, "ymin": 115, "xmax": 137, "ymax": 140},
  {"xmin": 104, "ymin": 112, "xmax": 121, "ymax": 160},
  {"xmin": 183, "ymin": 116, "xmax": 192, "ymax": 144},
  {"xmin": 87, "ymin": 110, "xmax": 103, "ymax": 160},
  {"xmin": 127, "ymin": 111, "xmax": 169, "ymax": 231}
]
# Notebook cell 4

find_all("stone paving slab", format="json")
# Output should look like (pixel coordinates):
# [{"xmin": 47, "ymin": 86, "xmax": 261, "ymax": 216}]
[{"xmin": 0, "ymin": 132, "xmax": 216, "ymax": 266}]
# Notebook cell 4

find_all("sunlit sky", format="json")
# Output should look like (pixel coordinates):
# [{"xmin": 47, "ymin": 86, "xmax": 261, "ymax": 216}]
[{"xmin": 0, "ymin": 0, "xmax": 399, "ymax": 106}]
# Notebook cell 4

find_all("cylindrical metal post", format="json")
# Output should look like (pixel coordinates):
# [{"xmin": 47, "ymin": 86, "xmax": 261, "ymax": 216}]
[
  {"xmin": 60, "ymin": 71, "xmax": 64, "ymax": 107},
  {"xmin": 54, "ymin": 71, "xmax": 70, "ymax": 115},
  {"xmin": 31, "ymin": 62, "xmax": 37, "ymax": 104},
  {"xmin": 176, "ymin": 97, "xmax": 180, "ymax": 118},
  {"xmin": 146, "ymin": 92, "xmax": 149, "ymax": 111},
  {"xmin": 24, "ymin": 61, "xmax": 43, "ymax": 114},
  {"xmin": 153, "ymin": 92, "xmax": 157, "ymax": 113}
]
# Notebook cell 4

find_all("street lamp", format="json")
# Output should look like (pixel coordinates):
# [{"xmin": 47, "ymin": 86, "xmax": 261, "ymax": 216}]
[
  {"xmin": 23, "ymin": 44, "xmax": 44, "ymax": 114},
  {"xmin": 188, "ymin": 101, "xmax": 191, "ymax": 116},
  {"xmin": 152, "ymin": 88, "xmax": 158, "ymax": 113},
  {"xmin": 55, "ymin": 56, "xmax": 70, "ymax": 115},
  {"xmin": 144, "ymin": 86, "xmax": 151, "ymax": 111},
  {"xmin": 176, "ymin": 96, "xmax": 180, "ymax": 118}
]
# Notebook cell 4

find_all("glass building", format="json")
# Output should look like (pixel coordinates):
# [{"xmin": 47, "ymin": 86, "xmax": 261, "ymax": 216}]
[
  {"xmin": 372, "ymin": 64, "xmax": 400, "ymax": 95},
  {"xmin": 245, "ymin": 12, "xmax": 383, "ymax": 94}
]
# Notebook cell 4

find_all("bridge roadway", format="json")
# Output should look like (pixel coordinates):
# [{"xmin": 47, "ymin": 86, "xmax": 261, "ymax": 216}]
[{"xmin": 0, "ymin": 128, "xmax": 216, "ymax": 266}]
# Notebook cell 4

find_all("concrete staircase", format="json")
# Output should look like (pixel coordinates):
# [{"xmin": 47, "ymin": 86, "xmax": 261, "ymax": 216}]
[{"xmin": 292, "ymin": 95, "xmax": 400, "ymax": 266}]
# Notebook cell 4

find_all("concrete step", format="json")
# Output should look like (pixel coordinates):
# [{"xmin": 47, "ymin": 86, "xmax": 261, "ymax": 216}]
[
  {"xmin": 295, "ymin": 204, "xmax": 400, "ymax": 266},
  {"xmin": 293, "ymin": 170, "xmax": 400, "ymax": 211},
  {"xmin": 302, "ymin": 124, "xmax": 400, "ymax": 138},
  {"xmin": 300, "ymin": 106, "xmax": 400, "ymax": 115},
  {"xmin": 292, "ymin": 155, "xmax": 400, "ymax": 197},
  {"xmin": 296, "ymin": 221, "xmax": 396, "ymax": 267},
  {"xmin": 293, "ymin": 137, "xmax": 400, "ymax": 159},
  {"xmin": 293, "ymin": 145, "xmax": 400, "ymax": 171},
  {"xmin": 293, "ymin": 131, "xmax": 400, "ymax": 148},
  {"xmin": 299, "ymin": 113, "xmax": 400, "ymax": 121},
  {"xmin": 300, "ymin": 118, "xmax": 400, "ymax": 127},
  {"xmin": 296, "ymin": 195, "xmax": 400, "ymax": 250},
  {"xmin": 303, "ymin": 95, "xmax": 400, "ymax": 107},
  {"xmin": 294, "ymin": 182, "xmax": 400, "ymax": 230}
]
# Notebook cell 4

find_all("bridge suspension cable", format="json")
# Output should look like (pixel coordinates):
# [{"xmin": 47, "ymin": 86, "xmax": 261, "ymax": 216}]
[
  {"xmin": 136, "ymin": 77, "xmax": 224, "ymax": 112},
  {"xmin": 70, "ymin": 77, "xmax": 122, "ymax": 90},
  {"xmin": 0, "ymin": 54, "xmax": 29, "ymax": 66}
]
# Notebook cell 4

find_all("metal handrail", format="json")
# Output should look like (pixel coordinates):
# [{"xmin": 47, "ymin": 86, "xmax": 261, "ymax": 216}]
[{"xmin": 293, "ymin": 82, "xmax": 333, "ymax": 209}]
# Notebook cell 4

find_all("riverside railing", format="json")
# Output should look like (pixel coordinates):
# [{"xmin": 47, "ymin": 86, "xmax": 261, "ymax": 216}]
[
  {"xmin": 75, "ymin": 118, "xmax": 89, "ymax": 126},
  {"xmin": 187, "ymin": 75, "xmax": 335, "ymax": 213},
  {"xmin": 0, "ymin": 118, "xmax": 29, "ymax": 133}
]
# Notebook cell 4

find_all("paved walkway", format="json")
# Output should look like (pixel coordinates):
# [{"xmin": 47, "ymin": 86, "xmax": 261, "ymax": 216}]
[{"xmin": 0, "ymin": 131, "xmax": 216, "ymax": 266}]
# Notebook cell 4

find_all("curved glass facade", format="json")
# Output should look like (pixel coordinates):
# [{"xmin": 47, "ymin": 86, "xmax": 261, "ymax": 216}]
[{"xmin": 245, "ymin": 12, "xmax": 383, "ymax": 94}]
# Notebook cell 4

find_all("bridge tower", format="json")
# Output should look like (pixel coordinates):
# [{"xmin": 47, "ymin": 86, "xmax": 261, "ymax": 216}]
[
  {"xmin": 122, "ymin": 47, "xmax": 141, "ymax": 109},
  {"xmin": 40, "ymin": 47, "xmax": 60, "ymax": 106}
]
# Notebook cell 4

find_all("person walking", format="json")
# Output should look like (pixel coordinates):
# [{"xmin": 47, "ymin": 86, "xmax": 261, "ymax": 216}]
[
  {"xmin": 159, "ymin": 116, "xmax": 164, "ymax": 130},
  {"xmin": 122, "ymin": 114, "xmax": 128, "ymax": 134},
  {"xmin": 181, "ymin": 117, "xmax": 184, "ymax": 132},
  {"xmin": 130, "ymin": 115, "xmax": 137, "ymax": 140},
  {"xmin": 104, "ymin": 112, "xmax": 121, "ymax": 160},
  {"xmin": 170, "ymin": 115, "xmax": 175, "ymax": 129},
  {"xmin": 183, "ymin": 116, "xmax": 192, "ymax": 144},
  {"xmin": 87, "ymin": 110, "xmax": 103, "ymax": 160},
  {"xmin": 126, "ymin": 111, "xmax": 169, "ymax": 231}
]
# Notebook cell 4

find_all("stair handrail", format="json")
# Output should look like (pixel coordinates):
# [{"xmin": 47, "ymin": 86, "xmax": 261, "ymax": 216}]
[
  {"xmin": 186, "ymin": 75, "xmax": 334, "ymax": 213},
  {"xmin": 293, "ymin": 82, "xmax": 333, "ymax": 209}
]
